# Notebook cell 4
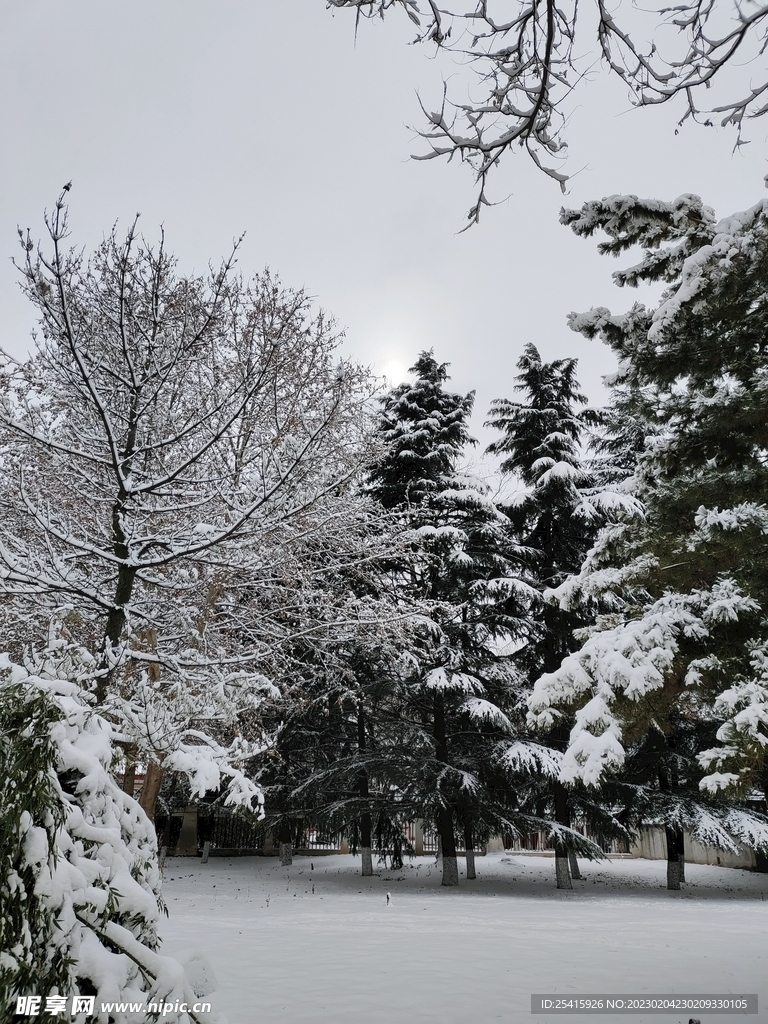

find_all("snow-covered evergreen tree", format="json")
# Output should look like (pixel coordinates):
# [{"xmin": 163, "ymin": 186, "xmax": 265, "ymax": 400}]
[
  {"xmin": 529, "ymin": 193, "xmax": 768, "ymax": 886},
  {"xmin": 0, "ymin": 653, "xmax": 216, "ymax": 1021},
  {"xmin": 487, "ymin": 344, "xmax": 637, "ymax": 886},
  {"xmin": 368, "ymin": 351, "xmax": 576, "ymax": 885},
  {"xmin": 486, "ymin": 344, "xmax": 608, "ymax": 674},
  {"xmin": 247, "ymin": 499, "xmax": 411, "ymax": 875}
]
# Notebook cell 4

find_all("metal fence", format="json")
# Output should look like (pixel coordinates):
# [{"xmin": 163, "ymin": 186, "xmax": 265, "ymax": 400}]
[
  {"xmin": 421, "ymin": 827, "xmax": 439, "ymax": 853},
  {"xmin": 181, "ymin": 809, "xmax": 630, "ymax": 857},
  {"xmin": 414, "ymin": 825, "xmax": 479, "ymax": 855},
  {"xmin": 300, "ymin": 827, "xmax": 342, "ymax": 852},
  {"xmin": 154, "ymin": 811, "xmax": 184, "ymax": 851},
  {"xmin": 506, "ymin": 828, "xmax": 629, "ymax": 855},
  {"xmin": 197, "ymin": 803, "xmax": 266, "ymax": 853}
]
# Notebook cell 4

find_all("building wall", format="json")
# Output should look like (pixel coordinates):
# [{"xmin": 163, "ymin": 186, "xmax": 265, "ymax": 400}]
[{"xmin": 629, "ymin": 826, "xmax": 757, "ymax": 870}]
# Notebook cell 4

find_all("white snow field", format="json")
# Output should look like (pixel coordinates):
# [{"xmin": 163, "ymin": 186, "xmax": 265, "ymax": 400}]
[{"xmin": 160, "ymin": 854, "xmax": 767, "ymax": 1024}]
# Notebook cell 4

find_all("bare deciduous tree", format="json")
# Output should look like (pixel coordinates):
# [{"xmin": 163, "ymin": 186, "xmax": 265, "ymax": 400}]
[
  {"xmin": 0, "ymin": 190, "xmax": 378, "ymax": 813},
  {"xmin": 329, "ymin": 0, "xmax": 768, "ymax": 223}
]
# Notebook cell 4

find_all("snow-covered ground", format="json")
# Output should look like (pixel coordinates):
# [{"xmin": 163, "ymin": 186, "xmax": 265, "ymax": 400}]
[{"xmin": 160, "ymin": 854, "xmax": 767, "ymax": 1024}]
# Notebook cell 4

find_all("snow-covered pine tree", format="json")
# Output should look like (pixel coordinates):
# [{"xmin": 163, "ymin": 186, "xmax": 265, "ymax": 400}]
[
  {"xmin": 486, "ymin": 344, "xmax": 637, "ymax": 887},
  {"xmin": 368, "ymin": 351, "xmax": 544, "ymax": 886},
  {"xmin": 369, "ymin": 351, "xmax": 475, "ymax": 512},
  {"xmin": 259, "ymin": 616, "xmax": 412, "ymax": 875},
  {"xmin": 529, "ymin": 193, "xmax": 768, "ymax": 886},
  {"xmin": 0, "ymin": 655, "xmax": 215, "ymax": 1021},
  {"xmin": 486, "ymin": 344, "xmax": 605, "ymax": 673},
  {"xmin": 249, "ymin": 499, "xmax": 411, "ymax": 875}
]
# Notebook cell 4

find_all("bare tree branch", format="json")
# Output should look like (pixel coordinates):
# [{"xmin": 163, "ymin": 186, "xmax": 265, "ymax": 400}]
[{"xmin": 328, "ymin": 0, "xmax": 768, "ymax": 224}]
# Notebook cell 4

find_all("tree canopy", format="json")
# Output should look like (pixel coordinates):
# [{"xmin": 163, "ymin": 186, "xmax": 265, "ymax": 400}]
[{"xmin": 528, "ymin": 192, "xmax": 768, "ymax": 883}]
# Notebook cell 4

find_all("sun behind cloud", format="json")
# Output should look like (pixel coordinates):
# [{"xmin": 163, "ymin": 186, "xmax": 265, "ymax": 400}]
[{"xmin": 381, "ymin": 358, "xmax": 408, "ymax": 385}]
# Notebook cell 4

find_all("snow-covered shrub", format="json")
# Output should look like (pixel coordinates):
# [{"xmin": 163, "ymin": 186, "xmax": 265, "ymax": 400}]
[
  {"xmin": 0, "ymin": 656, "xmax": 215, "ymax": 1023},
  {"xmin": 1, "ymin": 679, "xmax": 72, "ymax": 1000}
]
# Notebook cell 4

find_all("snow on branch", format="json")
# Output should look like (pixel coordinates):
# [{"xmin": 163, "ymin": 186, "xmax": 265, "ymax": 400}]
[
  {"xmin": 694, "ymin": 503, "xmax": 768, "ymax": 540},
  {"xmin": 527, "ymin": 592, "xmax": 709, "ymax": 785},
  {"xmin": 329, "ymin": 4, "xmax": 768, "ymax": 224},
  {"xmin": 1, "ymin": 658, "xmax": 221, "ymax": 1021},
  {"xmin": 459, "ymin": 697, "xmax": 513, "ymax": 733},
  {"xmin": 529, "ymin": 578, "xmax": 764, "ymax": 787},
  {"xmin": 498, "ymin": 740, "xmax": 563, "ymax": 778},
  {"xmin": 423, "ymin": 667, "xmax": 484, "ymax": 694},
  {"xmin": 698, "ymin": 643, "xmax": 768, "ymax": 795}
]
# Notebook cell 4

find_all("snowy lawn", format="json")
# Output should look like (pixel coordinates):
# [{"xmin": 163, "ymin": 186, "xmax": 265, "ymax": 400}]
[{"xmin": 160, "ymin": 854, "xmax": 767, "ymax": 1024}]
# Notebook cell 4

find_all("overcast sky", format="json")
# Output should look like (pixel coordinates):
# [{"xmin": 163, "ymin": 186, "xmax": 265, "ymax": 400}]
[{"xmin": 1, "ymin": 0, "xmax": 766, "ymax": 458}]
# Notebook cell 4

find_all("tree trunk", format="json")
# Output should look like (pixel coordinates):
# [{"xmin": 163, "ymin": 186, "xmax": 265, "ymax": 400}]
[
  {"xmin": 97, "ymin": 559, "xmax": 137, "ymax": 703},
  {"xmin": 138, "ymin": 760, "xmax": 164, "ymax": 822},
  {"xmin": 658, "ymin": 752, "xmax": 686, "ymax": 890},
  {"xmin": 438, "ymin": 806, "xmax": 459, "ymax": 886},
  {"xmin": 464, "ymin": 818, "xmax": 476, "ymax": 880},
  {"xmin": 357, "ymin": 703, "xmax": 373, "ymax": 877},
  {"xmin": 555, "ymin": 855, "xmax": 572, "ymax": 889},
  {"xmin": 554, "ymin": 780, "xmax": 572, "ymax": 890},
  {"xmin": 568, "ymin": 849, "xmax": 581, "ymax": 880},
  {"xmin": 665, "ymin": 825, "xmax": 685, "ymax": 890},
  {"xmin": 755, "ymin": 780, "xmax": 768, "ymax": 872},
  {"xmin": 442, "ymin": 858, "xmax": 459, "ymax": 887},
  {"xmin": 277, "ymin": 819, "xmax": 293, "ymax": 866},
  {"xmin": 433, "ymin": 690, "xmax": 458, "ymax": 886},
  {"xmin": 758, "ymin": 776, "xmax": 768, "ymax": 872},
  {"xmin": 159, "ymin": 808, "xmax": 173, "ymax": 866},
  {"xmin": 122, "ymin": 746, "xmax": 136, "ymax": 796}
]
